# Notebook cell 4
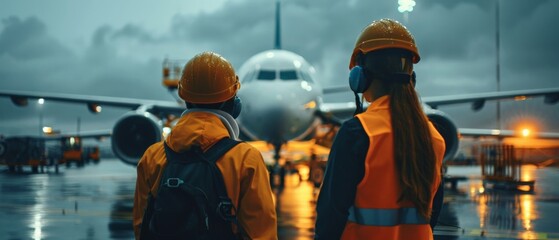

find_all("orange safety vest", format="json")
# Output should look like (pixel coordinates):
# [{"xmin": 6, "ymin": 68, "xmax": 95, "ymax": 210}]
[{"xmin": 341, "ymin": 96, "xmax": 445, "ymax": 240}]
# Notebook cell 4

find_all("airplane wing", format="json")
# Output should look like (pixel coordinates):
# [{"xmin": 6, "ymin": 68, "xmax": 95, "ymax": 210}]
[
  {"xmin": 322, "ymin": 85, "xmax": 350, "ymax": 94},
  {"xmin": 319, "ymin": 87, "xmax": 559, "ymax": 121},
  {"xmin": 422, "ymin": 87, "xmax": 559, "ymax": 110},
  {"xmin": 459, "ymin": 128, "xmax": 559, "ymax": 139},
  {"xmin": 0, "ymin": 90, "xmax": 185, "ymax": 116},
  {"xmin": 1, "ymin": 130, "xmax": 113, "ymax": 144},
  {"xmin": 44, "ymin": 129, "xmax": 113, "ymax": 140}
]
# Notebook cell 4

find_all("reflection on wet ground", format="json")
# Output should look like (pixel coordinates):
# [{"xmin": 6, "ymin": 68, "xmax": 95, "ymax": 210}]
[
  {"xmin": 0, "ymin": 159, "xmax": 135, "ymax": 240},
  {"xmin": 274, "ymin": 175, "xmax": 317, "ymax": 240},
  {"xmin": 1, "ymin": 160, "xmax": 558, "ymax": 239},
  {"xmin": 435, "ymin": 165, "xmax": 559, "ymax": 240}
]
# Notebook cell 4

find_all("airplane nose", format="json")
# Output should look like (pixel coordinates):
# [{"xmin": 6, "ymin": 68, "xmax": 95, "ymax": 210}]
[
  {"xmin": 264, "ymin": 106, "xmax": 289, "ymax": 142},
  {"xmin": 237, "ymin": 80, "xmax": 319, "ymax": 142}
]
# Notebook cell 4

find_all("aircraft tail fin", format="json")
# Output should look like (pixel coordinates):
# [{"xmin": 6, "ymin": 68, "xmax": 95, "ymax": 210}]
[{"xmin": 274, "ymin": 0, "xmax": 281, "ymax": 49}]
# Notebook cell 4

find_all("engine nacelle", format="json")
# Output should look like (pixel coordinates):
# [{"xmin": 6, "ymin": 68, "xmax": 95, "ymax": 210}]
[
  {"xmin": 112, "ymin": 111, "xmax": 162, "ymax": 166},
  {"xmin": 424, "ymin": 107, "xmax": 459, "ymax": 162}
]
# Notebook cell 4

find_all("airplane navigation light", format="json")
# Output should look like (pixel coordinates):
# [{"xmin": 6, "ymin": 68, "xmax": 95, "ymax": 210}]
[
  {"xmin": 301, "ymin": 81, "xmax": 312, "ymax": 92},
  {"xmin": 398, "ymin": 0, "xmax": 416, "ymax": 13},
  {"xmin": 304, "ymin": 100, "xmax": 317, "ymax": 109},
  {"xmin": 87, "ymin": 103, "xmax": 102, "ymax": 113}
]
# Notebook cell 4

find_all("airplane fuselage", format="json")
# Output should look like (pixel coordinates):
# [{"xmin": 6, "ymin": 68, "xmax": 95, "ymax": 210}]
[{"xmin": 237, "ymin": 50, "xmax": 322, "ymax": 144}]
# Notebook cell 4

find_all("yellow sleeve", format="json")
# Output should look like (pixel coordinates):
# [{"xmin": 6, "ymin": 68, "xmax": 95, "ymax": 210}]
[
  {"xmin": 133, "ymin": 154, "xmax": 150, "ymax": 240},
  {"xmin": 238, "ymin": 147, "xmax": 278, "ymax": 240}
]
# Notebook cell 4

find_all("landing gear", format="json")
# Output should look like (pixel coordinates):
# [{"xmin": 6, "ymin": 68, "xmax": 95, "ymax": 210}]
[{"xmin": 270, "ymin": 141, "xmax": 287, "ymax": 189}]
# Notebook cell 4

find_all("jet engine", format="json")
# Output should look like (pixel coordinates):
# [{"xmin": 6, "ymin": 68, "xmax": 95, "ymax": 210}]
[
  {"xmin": 111, "ymin": 111, "xmax": 162, "ymax": 166},
  {"xmin": 424, "ymin": 107, "xmax": 459, "ymax": 162}
]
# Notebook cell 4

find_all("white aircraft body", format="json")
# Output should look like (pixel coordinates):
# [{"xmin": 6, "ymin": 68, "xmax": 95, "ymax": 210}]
[
  {"xmin": 236, "ymin": 50, "xmax": 322, "ymax": 150},
  {"xmin": 1, "ymin": 2, "xmax": 559, "ymax": 167}
]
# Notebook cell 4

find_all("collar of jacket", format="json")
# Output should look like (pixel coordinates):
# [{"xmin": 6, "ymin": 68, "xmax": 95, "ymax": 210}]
[
  {"xmin": 365, "ymin": 95, "xmax": 389, "ymax": 112},
  {"xmin": 181, "ymin": 108, "xmax": 240, "ymax": 140}
]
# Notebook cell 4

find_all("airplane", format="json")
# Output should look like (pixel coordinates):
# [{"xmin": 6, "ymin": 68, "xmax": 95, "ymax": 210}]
[{"xmin": 1, "ymin": 1, "xmax": 559, "ymax": 175}]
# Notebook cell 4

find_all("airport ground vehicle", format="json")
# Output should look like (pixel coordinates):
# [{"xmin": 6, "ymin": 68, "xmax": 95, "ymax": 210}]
[
  {"xmin": 0, "ymin": 136, "xmax": 47, "ymax": 173},
  {"xmin": 59, "ymin": 136, "xmax": 85, "ymax": 166},
  {"xmin": 83, "ymin": 146, "xmax": 100, "ymax": 163},
  {"xmin": 0, "ymin": 135, "xmax": 103, "ymax": 172},
  {"xmin": 59, "ymin": 136, "xmax": 103, "ymax": 166}
]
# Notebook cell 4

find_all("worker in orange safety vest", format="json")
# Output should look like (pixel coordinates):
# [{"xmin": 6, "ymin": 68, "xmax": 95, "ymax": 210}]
[{"xmin": 315, "ymin": 19, "xmax": 446, "ymax": 240}]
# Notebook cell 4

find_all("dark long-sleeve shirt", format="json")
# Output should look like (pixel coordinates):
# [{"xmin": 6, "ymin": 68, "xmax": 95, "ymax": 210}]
[{"xmin": 314, "ymin": 117, "xmax": 444, "ymax": 239}]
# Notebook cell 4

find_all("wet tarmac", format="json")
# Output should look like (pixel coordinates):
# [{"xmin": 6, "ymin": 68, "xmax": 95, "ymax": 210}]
[{"xmin": 1, "ymin": 160, "xmax": 558, "ymax": 240}]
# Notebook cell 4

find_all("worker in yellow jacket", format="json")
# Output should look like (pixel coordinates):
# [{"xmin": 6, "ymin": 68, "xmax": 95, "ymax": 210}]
[
  {"xmin": 133, "ymin": 52, "xmax": 277, "ymax": 239},
  {"xmin": 315, "ymin": 19, "xmax": 445, "ymax": 240}
]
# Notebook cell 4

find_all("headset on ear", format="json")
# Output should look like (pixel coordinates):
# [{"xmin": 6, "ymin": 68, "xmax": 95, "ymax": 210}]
[
  {"xmin": 349, "ymin": 66, "xmax": 369, "ymax": 93},
  {"xmin": 230, "ymin": 96, "xmax": 242, "ymax": 119},
  {"xmin": 411, "ymin": 71, "xmax": 416, "ymax": 87},
  {"xmin": 185, "ymin": 96, "xmax": 242, "ymax": 119},
  {"xmin": 349, "ymin": 53, "xmax": 369, "ymax": 115},
  {"xmin": 348, "ymin": 53, "xmax": 372, "ymax": 93}
]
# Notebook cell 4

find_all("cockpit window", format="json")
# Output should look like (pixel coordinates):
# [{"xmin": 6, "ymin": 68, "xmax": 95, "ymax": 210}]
[
  {"xmin": 299, "ymin": 70, "xmax": 314, "ymax": 83},
  {"xmin": 257, "ymin": 70, "xmax": 276, "ymax": 80},
  {"xmin": 242, "ymin": 70, "xmax": 257, "ymax": 83},
  {"xmin": 280, "ymin": 70, "xmax": 298, "ymax": 80}
]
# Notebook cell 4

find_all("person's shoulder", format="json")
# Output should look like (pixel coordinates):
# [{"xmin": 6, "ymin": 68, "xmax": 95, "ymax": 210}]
[
  {"xmin": 339, "ymin": 117, "xmax": 367, "ymax": 136},
  {"xmin": 233, "ymin": 141, "xmax": 262, "ymax": 157},
  {"xmin": 138, "ymin": 141, "xmax": 165, "ymax": 166},
  {"xmin": 228, "ymin": 140, "xmax": 266, "ymax": 166},
  {"xmin": 427, "ymin": 122, "xmax": 445, "ymax": 142},
  {"xmin": 342, "ymin": 117, "xmax": 364, "ymax": 129},
  {"xmin": 145, "ymin": 141, "xmax": 165, "ymax": 154}
]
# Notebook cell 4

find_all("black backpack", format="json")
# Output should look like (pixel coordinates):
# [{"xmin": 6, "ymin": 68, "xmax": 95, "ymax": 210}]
[{"xmin": 140, "ymin": 137, "xmax": 245, "ymax": 240}]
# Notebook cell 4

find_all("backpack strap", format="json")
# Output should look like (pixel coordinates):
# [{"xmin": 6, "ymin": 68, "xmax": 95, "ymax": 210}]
[
  {"xmin": 139, "ymin": 193, "xmax": 155, "ymax": 240},
  {"xmin": 204, "ymin": 137, "xmax": 240, "ymax": 162},
  {"xmin": 203, "ymin": 137, "xmax": 248, "ymax": 239},
  {"xmin": 163, "ymin": 141, "xmax": 201, "ymax": 164},
  {"xmin": 203, "ymin": 137, "xmax": 240, "ymax": 197}
]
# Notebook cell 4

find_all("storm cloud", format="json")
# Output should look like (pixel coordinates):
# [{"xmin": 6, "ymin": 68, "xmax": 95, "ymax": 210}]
[{"xmin": 0, "ymin": 0, "xmax": 558, "ymax": 136}]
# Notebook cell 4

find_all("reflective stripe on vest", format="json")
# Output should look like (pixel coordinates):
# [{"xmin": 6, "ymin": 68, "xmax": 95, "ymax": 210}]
[{"xmin": 347, "ymin": 206, "xmax": 428, "ymax": 226}]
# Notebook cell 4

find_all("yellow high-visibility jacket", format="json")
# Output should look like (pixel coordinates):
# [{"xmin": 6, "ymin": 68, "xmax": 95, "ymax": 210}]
[{"xmin": 133, "ymin": 111, "xmax": 277, "ymax": 240}]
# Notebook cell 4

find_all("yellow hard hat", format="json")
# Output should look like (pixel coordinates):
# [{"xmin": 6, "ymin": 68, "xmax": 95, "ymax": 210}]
[
  {"xmin": 349, "ymin": 18, "xmax": 420, "ymax": 69},
  {"xmin": 178, "ymin": 52, "xmax": 240, "ymax": 104}
]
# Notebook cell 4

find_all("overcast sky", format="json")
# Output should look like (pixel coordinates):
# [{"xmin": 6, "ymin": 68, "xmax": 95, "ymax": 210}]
[{"xmin": 0, "ymin": 0, "xmax": 558, "ymax": 137}]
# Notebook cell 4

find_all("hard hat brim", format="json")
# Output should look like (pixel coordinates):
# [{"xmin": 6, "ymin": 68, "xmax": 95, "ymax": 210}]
[
  {"xmin": 349, "ymin": 39, "xmax": 420, "ymax": 69},
  {"xmin": 180, "ymin": 82, "xmax": 240, "ymax": 104}
]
